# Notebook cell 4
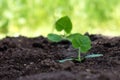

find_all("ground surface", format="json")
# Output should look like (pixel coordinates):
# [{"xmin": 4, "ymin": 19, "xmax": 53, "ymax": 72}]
[{"xmin": 0, "ymin": 34, "xmax": 120, "ymax": 80}]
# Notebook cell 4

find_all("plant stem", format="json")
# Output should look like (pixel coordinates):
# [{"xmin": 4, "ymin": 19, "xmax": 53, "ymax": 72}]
[{"xmin": 78, "ymin": 47, "xmax": 81, "ymax": 61}]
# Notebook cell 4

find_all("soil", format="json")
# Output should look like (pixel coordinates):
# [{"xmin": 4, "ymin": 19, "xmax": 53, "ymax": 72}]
[{"xmin": 0, "ymin": 34, "xmax": 120, "ymax": 80}]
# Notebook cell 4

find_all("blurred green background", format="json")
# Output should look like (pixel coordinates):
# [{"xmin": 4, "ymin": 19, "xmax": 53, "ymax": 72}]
[{"xmin": 0, "ymin": 0, "xmax": 120, "ymax": 38}]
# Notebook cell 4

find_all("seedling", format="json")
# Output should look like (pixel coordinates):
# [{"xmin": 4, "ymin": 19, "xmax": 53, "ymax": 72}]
[{"xmin": 47, "ymin": 16, "xmax": 103, "ymax": 62}]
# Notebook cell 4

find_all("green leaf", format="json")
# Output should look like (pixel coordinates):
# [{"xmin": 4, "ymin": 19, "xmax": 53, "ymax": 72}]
[
  {"xmin": 71, "ymin": 34, "xmax": 91, "ymax": 53},
  {"xmin": 47, "ymin": 33, "xmax": 63, "ymax": 42},
  {"xmin": 55, "ymin": 16, "xmax": 72, "ymax": 34},
  {"xmin": 67, "ymin": 33, "xmax": 81, "ymax": 41}
]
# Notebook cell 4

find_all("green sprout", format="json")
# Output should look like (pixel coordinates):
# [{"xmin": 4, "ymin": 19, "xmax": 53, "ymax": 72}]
[{"xmin": 47, "ymin": 16, "xmax": 103, "ymax": 62}]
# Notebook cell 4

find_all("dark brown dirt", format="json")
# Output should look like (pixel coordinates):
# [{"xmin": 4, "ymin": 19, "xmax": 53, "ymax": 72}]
[{"xmin": 0, "ymin": 34, "xmax": 120, "ymax": 80}]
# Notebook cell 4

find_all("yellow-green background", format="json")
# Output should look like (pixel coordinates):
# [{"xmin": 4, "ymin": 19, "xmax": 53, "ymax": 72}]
[{"xmin": 0, "ymin": 0, "xmax": 120, "ymax": 38}]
